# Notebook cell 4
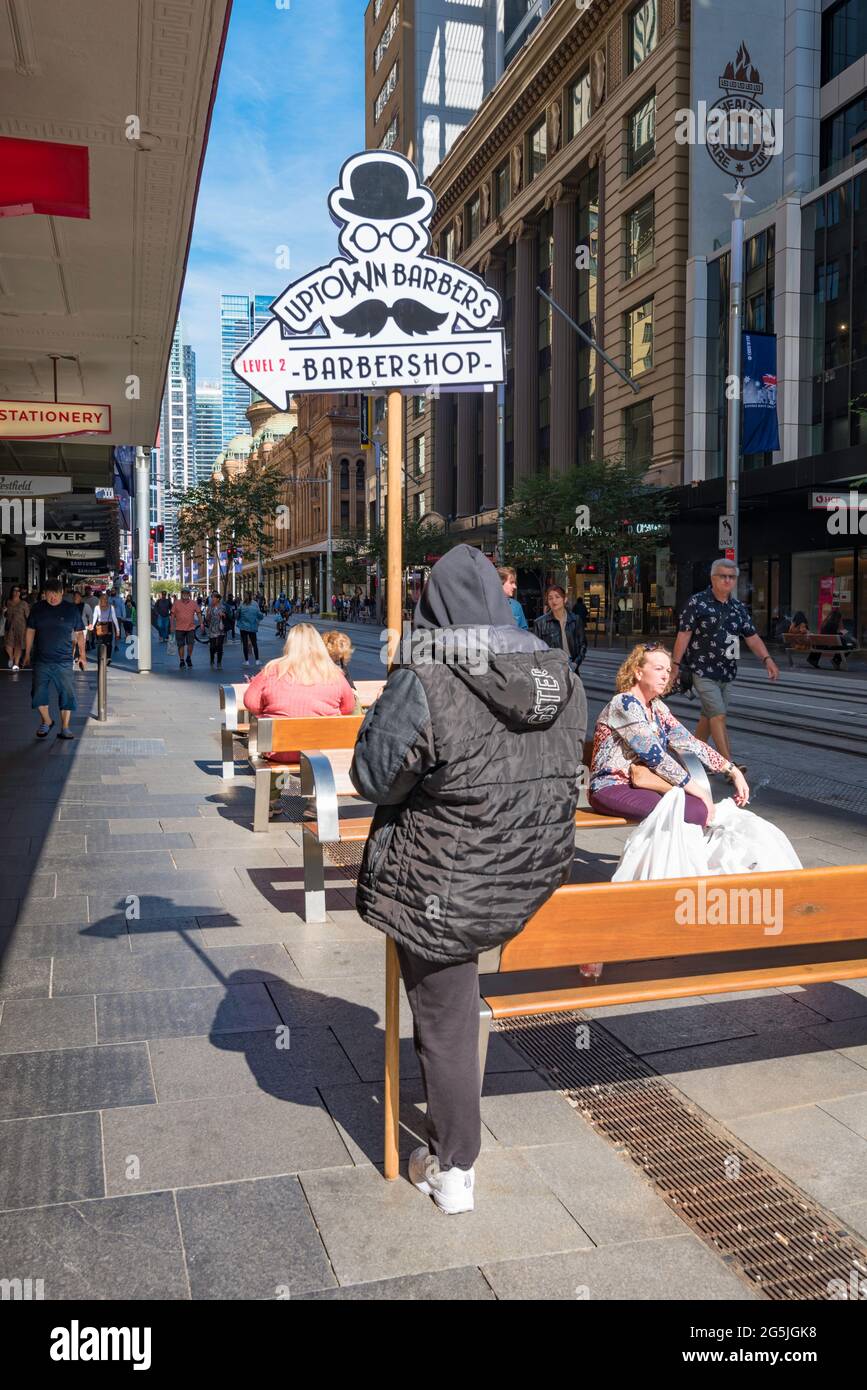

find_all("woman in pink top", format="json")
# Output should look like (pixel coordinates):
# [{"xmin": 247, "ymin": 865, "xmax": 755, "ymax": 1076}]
[{"xmin": 243, "ymin": 623, "xmax": 356, "ymax": 772}]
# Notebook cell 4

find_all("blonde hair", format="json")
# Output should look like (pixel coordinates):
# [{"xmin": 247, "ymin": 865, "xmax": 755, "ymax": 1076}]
[
  {"xmin": 615, "ymin": 643, "xmax": 672, "ymax": 693},
  {"xmin": 266, "ymin": 623, "xmax": 343, "ymax": 685},
  {"xmin": 322, "ymin": 629, "xmax": 353, "ymax": 668}
]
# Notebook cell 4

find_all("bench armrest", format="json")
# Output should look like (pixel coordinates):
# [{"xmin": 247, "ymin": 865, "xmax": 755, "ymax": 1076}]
[
  {"xmin": 674, "ymin": 749, "xmax": 712, "ymax": 797},
  {"xmin": 300, "ymin": 752, "xmax": 340, "ymax": 841}
]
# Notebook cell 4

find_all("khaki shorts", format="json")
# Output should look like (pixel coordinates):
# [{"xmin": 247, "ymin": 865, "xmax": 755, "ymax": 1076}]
[{"xmin": 692, "ymin": 673, "xmax": 731, "ymax": 720}]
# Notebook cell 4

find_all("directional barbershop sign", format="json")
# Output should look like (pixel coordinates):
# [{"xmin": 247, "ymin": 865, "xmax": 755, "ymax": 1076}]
[{"xmin": 232, "ymin": 151, "xmax": 505, "ymax": 401}]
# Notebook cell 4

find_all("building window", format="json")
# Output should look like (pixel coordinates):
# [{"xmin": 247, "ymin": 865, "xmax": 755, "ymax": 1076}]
[
  {"xmin": 527, "ymin": 119, "xmax": 547, "ymax": 182},
  {"xmin": 373, "ymin": 0, "xmax": 384, "ymax": 18},
  {"xmin": 624, "ymin": 398, "xmax": 653, "ymax": 466},
  {"xmin": 414, "ymin": 394, "xmax": 426, "ymax": 417},
  {"xmin": 627, "ymin": 92, "xmax": 656, "ymax": 175},
  {"xmin": 442, "ymin": 225, "xmax": 455, "ymax": 261},
  {"xmin": 374, "ymin": 61, "xmax": 397, "ymax": 122},
  {"xmin": 628, "ymin": 0, "xmax": 658, "ymax": 73},
  {"xmin": 356, "ymin": 461, "xmax": 365, "ymax": 490},
  {"xmin": 569, "ymin": 69, "xmax": 591, "ymax": 139},
  {"xmin": 374, "ymin": 5, "xmax": 399, "ymax": 72},
  {"xmin": 822, "ymin": 0, "xmax": 867, "ymax": 83},
  {"xmin": 494, "ymin": 160, "xmax": 510, "ymax": 214},
  {"xmin": 626, "ymin": 299, "xmax": 654, "ymax": 377},
  {"xmin": 380, "ymin": 115, "xmax": 398, "ymax": 150},
  {"xmin": 820, "ymin": 93, "xmax": 867, "ymax": 179},
  {"xmin": 413, "ymin": 491, "xmax": 426, "ymax": 520},
  {"xmin": 625, "ymin": 195, "xmax": 654, "ymax": 279},
  {"xmin": 465, "ymin": 191, "xmax": 480, "ymax": 246},
  {"xmin": 414, "ymin": 434, "xmax": 426, "ymax": 477},
  {"xmin": 356, "ymin": 501, "xmax": 366, "ymax": 530},
  {"xmin": 339, "ymin": 459, "xmax": 350, "ymax": 490},
  {"xmin": 340, "ymin": 499, "xmax": 350, "ymax": 530}
]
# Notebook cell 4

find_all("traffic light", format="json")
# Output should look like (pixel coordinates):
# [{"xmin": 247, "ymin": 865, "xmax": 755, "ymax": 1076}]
[
  {"xmin": 149, "ymin": 526, "xmax": 156, "ymax": 543},
  {"xmin": 155, "ymin": 524, "xmax": 165, "ymax": 544}
]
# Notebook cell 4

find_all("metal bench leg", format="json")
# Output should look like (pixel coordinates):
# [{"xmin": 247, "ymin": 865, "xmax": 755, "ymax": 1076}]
[
  {"xmin": 302, "ymin": 827, "xmax": 327, "ymax": 922},
  {"xmin": 478, "ymin": 1000, "xmax": 493, "ymax": 1088},
  {"xmin": 253, "ymin": 765, "xmax": 272, "ymax": 833},
  {"xmin": 221, "ymin": 727, "xmax": 235, "ymax": 780}
]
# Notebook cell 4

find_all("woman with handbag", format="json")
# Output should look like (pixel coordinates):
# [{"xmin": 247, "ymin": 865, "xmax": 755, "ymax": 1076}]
[{"xmin": 589, "ymin": 644, "xmax": 749, "ymax": 826}]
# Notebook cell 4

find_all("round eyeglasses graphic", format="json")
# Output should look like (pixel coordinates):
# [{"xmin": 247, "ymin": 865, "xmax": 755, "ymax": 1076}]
[{"xmin": 347, "ymin": 222, "xmax": 423, "ymax": 255}]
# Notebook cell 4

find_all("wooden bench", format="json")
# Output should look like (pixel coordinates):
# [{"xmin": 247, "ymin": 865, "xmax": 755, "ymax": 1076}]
[
  {"xmin": 783, "ymin": 631, "xmax": 864, "ymax": 670},
  {"xmin": 383, "ymin": 862, "xmax": 867, "ymax": 1177}
]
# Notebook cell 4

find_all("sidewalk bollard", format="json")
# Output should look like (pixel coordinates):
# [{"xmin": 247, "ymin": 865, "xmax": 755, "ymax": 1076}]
[{"xmin": 97, "ymin": 641, "xmax": 108, "ymax": 722}]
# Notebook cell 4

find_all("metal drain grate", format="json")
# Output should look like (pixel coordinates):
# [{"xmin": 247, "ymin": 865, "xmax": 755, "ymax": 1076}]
[
  {"xmin": 500, "ymin": 1012, "xmax": 867, "ymax": 1300},
  {"xmin": 323, "ymin": 840, "xmax": 364, "ymax": 875},
  {"xmin": 73, "ymin": 738, "xmax": 166, "ymax": 756}
]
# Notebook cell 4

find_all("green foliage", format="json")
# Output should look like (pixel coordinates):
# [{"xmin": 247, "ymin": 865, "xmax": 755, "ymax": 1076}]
[
  {"xmin": 174, "ymin": 460, "xmax": 285, "ymax": 596},
  {"xmin": 331, "ymin": 515, "xmax": 458, "ymax": 587}
]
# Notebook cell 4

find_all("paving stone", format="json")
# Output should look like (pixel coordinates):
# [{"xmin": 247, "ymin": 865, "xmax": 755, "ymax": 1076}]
[
  {"xmin": 38, "ymin": 833, "xmax": 86, "ymax": 855},
  {"xmin": 80, "ymin": 833, "xmax": 196, "ymax": 853},
  {"xmin": 0, "ymin": 921, "xmax": 129, "ymax": 960},
  {"xmin": 197, "ymin": 914, "xmax": 378, "ymax": 950},
  {"xmin": 127, "ymin": 922, "xmax": 207, "ymax": 953},
  {"xmin": 481, "ymin": 1236, "xmax": 756, "ymax": 1301},
  {"xmin": 331, "ymin": 1018, "xmax": 526, "ymax": 1085},
  {"xmin": 267, "ymin": 973, "xmax": 403, "ymax": 1031},
  {"xmin": 95, "ymin": 982, "xmax": 282, "ymax": 1043},
  {"xmin": 479, "ymin": 1070, "xmax": 606, "ymax": 1148},
  {"xmin": 0, "ymin": 1112, "xmax": 104, "ymax": 1211},
  {"xmin": 646, "ymin": 1028, "xmax": 867, "ymax": 1119},
  {"xmin": 0, "ymin": 1191, "xmax": 189, "ymax": 1299},
  {"xmin": 588, "ymin": 993, "xmax": 815, "ymax": 1056},
  {"xmin": 0, "ymin": 956, "xmax": 51, "ymax": 1000},
  {"xmin": 14, "ymin": 896, "xmax": 89, "ymax": 927},
  {"xmin": 801, "ymin": 1016, "xmax": 867, "ymax": 1071},
  {"xmin": 780, "ymin": 980, "xmax": 867, "ymax": 1022},
  {"xmin": 298, "ymin": 1151, "xmax": 592, "ymax": 1285},
  {"xmin": 0, "ymin": 996, "xmax": 97, "ymax": 1053},
  {"xmin": 0, "ymin": 1043, "xmax": 154, "ymax": 1120},
  {"xmin": 176, "ymin": 1175, "xmax": 336, "ymax": 1299},
  {"xmin": 149, "ymin": 1026, "xmax": 358, "ymax": 1100},
  {"xmin": 303, "ymin": 1267, "xmax": 495, "ymax": 1300},
  {"xmin": 817, "ymin": 1091, "xmax": 867, "ymax": 1141},
  {"xmin": 102, "ymin": 1088, "xmax": 352, "ymax": 1195},
  {"xmin": 54, "ymin": 943, "xmax": 301, "ymax": 997},
  {"xmin": 836, "ymin": 1201, "xmax": 867, "ymax": 1242},
  {"xmin": 3, "ymin": 870, "xmax": 56, "ymax": 899},
  {"xmin": 318, "ymin": 1079, "xmax": 499, "ymax": 1166},
  {"xmin": 285, "ymin": 941, "xmax": 386, "ymax": 979},
  {"xmin": 728, "ymin": 1105, "xmax": 867, "ymax": 1211}
]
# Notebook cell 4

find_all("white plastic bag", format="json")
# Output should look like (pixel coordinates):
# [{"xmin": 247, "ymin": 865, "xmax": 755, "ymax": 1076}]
[
  {"xmin": 612, "ymin": 788, "xmax": 802, "ymax": 881},
  {"xmin": 612, "ymin": 788, "xmax": 708, "ymax": 881},
  {"xmin": 704, "ymin": 799, "xmax": 802, "ymax": 874}
]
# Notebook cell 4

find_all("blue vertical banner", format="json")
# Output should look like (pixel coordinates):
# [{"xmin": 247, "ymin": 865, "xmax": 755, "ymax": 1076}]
[{"xmin": 742, "ymin": 332, "xmax": 780, "ymax": 454}]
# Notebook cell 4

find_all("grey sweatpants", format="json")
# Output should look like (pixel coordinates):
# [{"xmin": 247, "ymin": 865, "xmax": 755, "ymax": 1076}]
[{"xmin": 396, "ymin": 943, "xmax": 482, "ymax": 1172}]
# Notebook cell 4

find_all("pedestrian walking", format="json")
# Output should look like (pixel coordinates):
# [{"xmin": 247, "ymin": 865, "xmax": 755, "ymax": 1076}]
[
  {"xmin": 170, "ymin": 588, "xmax": 201, "ymax": 669},
  {"xmin": 533, "ymin": 584, "xmax": 587, "ymax": 671},
  {"xmin": 238, "ymin": 592, "xmax": 264, "ymax": 666},
  {"xmin": 154, "ymin": 592, "xmax": 172, "ymax": 643},
  {"xmin": 671, "ymin": 559, "xmax": 779, "ymax": 765},
  {"xmin": 89, "ymin": 592, "xmax": 120, "ymax": 666},
  {"xmin": 498, "ymin": 565, "xmax": 528, "ymax": 629},
  {"xmin": 223, "ymin": 594, "xmax": 237, "ymax": 641},
  {"xmin": 202, "ymin": 592, "xmax": 226, "ymax": 668},
  {"xmin": 22, "ymin": 579, "xmax": 86, "ymax": 739},
  {"xmin": 349, "ymin": 545, "xmax": 587, "ymax": 1214},
  {"xmin": 109, "ymin": 589, "xmax": 127, "ymax": 654},
  {"xmin": 3, "ymin": 584, "xmax": 30, "ymax": 670}
]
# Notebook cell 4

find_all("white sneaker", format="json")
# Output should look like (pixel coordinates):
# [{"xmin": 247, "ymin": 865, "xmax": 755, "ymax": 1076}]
[
  {"xmin": 255, "ymin": 659, "xmax": 261, "ymax": 666},
  {"xmin": 409, "ymin": 1145, "xmax": 475, "ymax": 1214},
  {"xmin": 11, "ymin": 664, "xmax": 19, "ymax": 672},
  {"xmin": 243, "ymin": 660, "xmax": 249, "ymax": 668}
]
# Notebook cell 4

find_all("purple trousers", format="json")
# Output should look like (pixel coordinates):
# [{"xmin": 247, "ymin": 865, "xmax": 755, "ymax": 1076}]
[{"xmin": 590, "ymin": 783, "xmax": 709, "ymax": 827}]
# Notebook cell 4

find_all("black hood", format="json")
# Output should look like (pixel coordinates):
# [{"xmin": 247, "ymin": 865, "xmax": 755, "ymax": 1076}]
[{"xmin": 413, "ymin": 544, "xmax": 513, "ymax": 630}]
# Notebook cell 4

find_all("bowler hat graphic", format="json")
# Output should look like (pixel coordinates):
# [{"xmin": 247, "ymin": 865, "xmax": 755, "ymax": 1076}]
[{"xmin": 337, "ymin": 160, "xmax": 427, "ymax": 220}]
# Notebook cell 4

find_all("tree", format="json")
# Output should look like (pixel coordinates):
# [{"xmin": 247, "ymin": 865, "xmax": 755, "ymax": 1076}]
[
  {"xmin": 506, "ymin": 457, "xmax": 676, "ymax": 639},
  {"xmin": 174, "ymin": 459, "xmax": 285, "ymax": 598}
]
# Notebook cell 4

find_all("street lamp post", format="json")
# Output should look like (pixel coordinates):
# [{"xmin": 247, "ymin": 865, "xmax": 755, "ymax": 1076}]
[
  {"xmin": 134, "ymin": 446, "xmax": 152, "ymax": 674},
  {"xmin": 326, "ymin": 455, "xmax": 333, "ymax": 617},
  {"xmin": 723, "ymin": 180, "xmax": 754, "ymax": 568},
  {"xmin": 496, "ymin": 382, "xmax": 506, "ymax": 564}
]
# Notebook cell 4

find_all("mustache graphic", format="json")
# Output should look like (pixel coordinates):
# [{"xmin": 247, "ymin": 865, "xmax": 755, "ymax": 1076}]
[{"xmin": 331, "ymin": 299, "xmax": 449, "ymax": 337}]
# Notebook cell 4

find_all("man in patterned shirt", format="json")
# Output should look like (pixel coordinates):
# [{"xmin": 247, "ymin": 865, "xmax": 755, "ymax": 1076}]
[{"xmin": 671, "ymin": 559, "xmax": 779, "ymax": 764}]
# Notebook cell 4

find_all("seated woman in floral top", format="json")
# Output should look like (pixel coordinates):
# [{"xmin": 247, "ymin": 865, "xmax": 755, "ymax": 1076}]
[{"xmin": 590, "ymin": 644, "xmax": 750, "ymax": 826}]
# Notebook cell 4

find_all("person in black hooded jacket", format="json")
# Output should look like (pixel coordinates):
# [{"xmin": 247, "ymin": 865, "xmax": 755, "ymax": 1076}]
[{"xmin": 350, "ymin": 544, "xmax": 587, "ymax": 1213}]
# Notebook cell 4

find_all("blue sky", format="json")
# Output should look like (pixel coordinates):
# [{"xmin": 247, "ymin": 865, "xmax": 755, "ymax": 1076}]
[{"xmin": 180, "ymin": 0, "xmax": 366, "ymax": 381}]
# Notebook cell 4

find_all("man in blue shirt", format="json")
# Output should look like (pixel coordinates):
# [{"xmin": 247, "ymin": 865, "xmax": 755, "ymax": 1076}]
[
  {"xmin": 671, "ymin": 559, "xmax": 779, "ymax": 764},
  {"xmin": 498, "ymin": 565, "xmax": 528, "ymax": 630},
  {"xmin": 22, "ymin": 580, "xmax": 86, "ymax": 739}
]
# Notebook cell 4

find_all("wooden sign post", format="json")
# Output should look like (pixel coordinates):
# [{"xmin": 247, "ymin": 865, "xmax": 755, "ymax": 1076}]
[{"xmin": 384, "ymin": 387, "xmax": 403, "ymax": 1181}]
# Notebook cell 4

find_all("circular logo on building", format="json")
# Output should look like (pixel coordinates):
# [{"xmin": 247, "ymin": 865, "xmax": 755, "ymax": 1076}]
[{"xmin": 706, "ymin": 43, "xmax": 777, "ymax": 180}]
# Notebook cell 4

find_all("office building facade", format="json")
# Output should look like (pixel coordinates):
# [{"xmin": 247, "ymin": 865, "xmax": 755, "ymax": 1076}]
[
  {"xmin": 195, "ymin": 381, "xmax": 223, "ymax": 482},
  {"xmin": 156, "ymin": 321, "xmax": 197, "ymax": 579},
  {"xmin": 220, "ymin": 293, "xmax": 273, "ymax": 446}
]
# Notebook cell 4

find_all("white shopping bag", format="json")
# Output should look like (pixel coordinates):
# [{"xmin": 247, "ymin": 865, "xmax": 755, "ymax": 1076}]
[
  {"xmin": 704, "ymin": 799, "xmax": 802, "ymax": 875},
  {"xmin": 612, "ymin": 788, "xmax": 708, "ymax": 882}
]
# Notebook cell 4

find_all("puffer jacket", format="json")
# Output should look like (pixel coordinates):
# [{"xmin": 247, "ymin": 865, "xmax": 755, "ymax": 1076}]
[{"xmin": 350, "ymin": 546, "xmax": 587, "ymax": 964}]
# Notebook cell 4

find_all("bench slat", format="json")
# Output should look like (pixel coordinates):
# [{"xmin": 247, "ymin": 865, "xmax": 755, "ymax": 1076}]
[
  {"xmin": 303, "ymin": 815, "xmax": 373, "ymax": 843},
  {"xmin": 497, "ymin": 865, "xmax": 867, "ymax": 970},
  {"xmin": 262, "ymin": 714, "xmax": 364, "ymax": 753},
  {"xmin": 484, "ymin": 954, "xmax": 867, "ymax": 1017}
]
